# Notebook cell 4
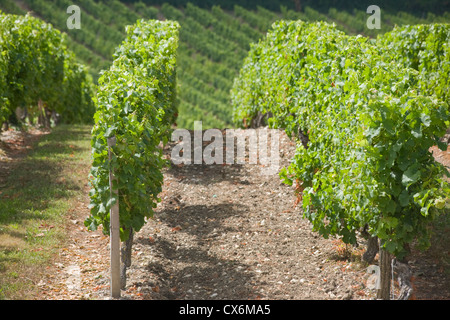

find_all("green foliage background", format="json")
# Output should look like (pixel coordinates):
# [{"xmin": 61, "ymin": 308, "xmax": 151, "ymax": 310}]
[{"xmin": 1, "ymin": 0, "xmax": 448, "ymax": 128}]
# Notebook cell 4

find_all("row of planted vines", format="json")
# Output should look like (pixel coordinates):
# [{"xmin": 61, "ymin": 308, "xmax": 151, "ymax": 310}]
[
  {"xmin": 0, "ymin": 11, "xmax": 94, "ymax": 127},
  {"xmin": 231, "ymin": 21, "xmax": 450, "ymax": 298},
  {"xmin": 86, "ymin": 19, "xmax": 179, "ymax": 288}
]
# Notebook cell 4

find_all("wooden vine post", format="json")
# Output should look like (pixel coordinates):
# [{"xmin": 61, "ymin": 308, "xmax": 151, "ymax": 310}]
[{"xmin": 108, "ymin": 136, "xmax": 120, "ymax": 299}]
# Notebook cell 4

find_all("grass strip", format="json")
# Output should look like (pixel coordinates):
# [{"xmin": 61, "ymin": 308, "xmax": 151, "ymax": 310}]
[{"xmin": 0, "ymin": 125, "xmax": 92, "ymax": 299}]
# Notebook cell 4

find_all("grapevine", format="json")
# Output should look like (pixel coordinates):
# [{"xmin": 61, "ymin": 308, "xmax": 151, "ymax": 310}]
[
  {"xmin": 86, "ymin": 19, "xmax": 180, "ymax": 242},
  {"xmin": 231, "ymin": 21, "xmax": 450, "ymax": 260}
]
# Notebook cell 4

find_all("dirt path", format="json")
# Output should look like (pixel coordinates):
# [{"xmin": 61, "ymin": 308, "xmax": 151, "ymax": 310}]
[{"xmin": 35, "ymin": 128, "xmax": 449, "ymax": 300}]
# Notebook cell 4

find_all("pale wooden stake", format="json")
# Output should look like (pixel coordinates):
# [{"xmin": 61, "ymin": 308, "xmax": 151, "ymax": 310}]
[{"xmin": 108, "ymin": 136, "xmax": 120, "ymax": 299}]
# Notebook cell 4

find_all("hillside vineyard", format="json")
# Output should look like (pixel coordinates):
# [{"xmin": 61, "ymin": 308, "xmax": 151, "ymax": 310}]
[{"xmin": 0, "ymin": 1, "xmax": 449, "ymax": 301}]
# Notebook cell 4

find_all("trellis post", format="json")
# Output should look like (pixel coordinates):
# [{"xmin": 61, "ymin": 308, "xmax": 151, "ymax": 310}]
[{"xmin": 108, "ymin": 136, "xmax": 120, "ymax": 299}]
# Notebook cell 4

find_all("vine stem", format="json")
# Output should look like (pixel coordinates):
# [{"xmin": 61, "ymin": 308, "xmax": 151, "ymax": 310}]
[{"xmin": 377, "ymin": 247, "xmax": 392, "ymax": 300}]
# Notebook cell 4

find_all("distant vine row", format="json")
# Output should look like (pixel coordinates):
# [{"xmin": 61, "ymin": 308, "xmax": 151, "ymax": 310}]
[{"xmin": 0, "ymin": 11, "xmax": 94, "ymax": 126}]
